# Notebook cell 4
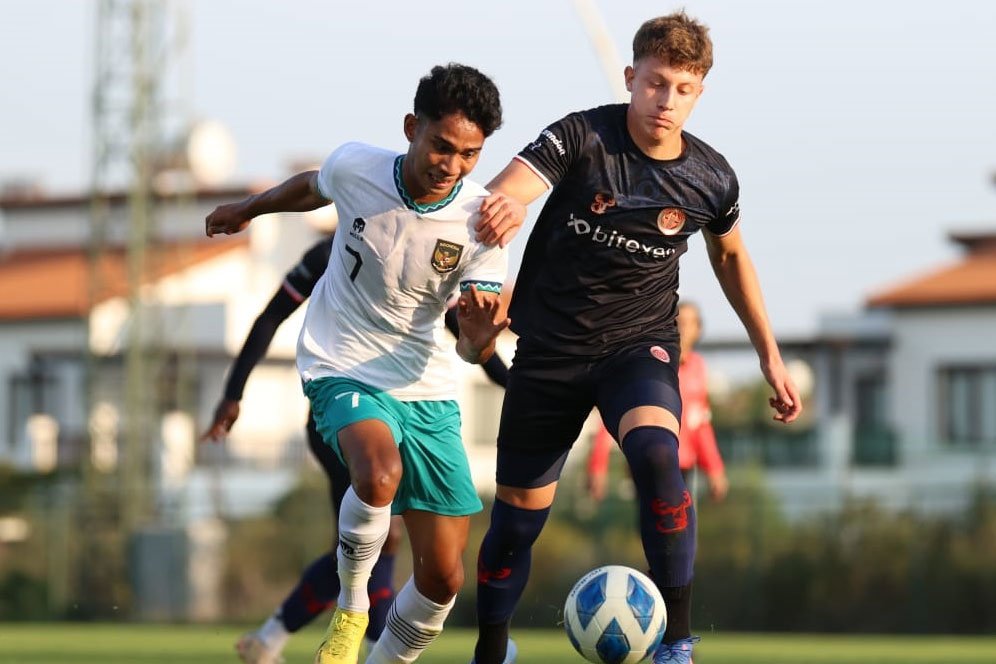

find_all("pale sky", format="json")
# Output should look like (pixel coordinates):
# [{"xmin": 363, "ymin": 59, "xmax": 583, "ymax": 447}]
[{"xmin": 2, "ymin": 0, "xmax": 995, "ymax": 338}]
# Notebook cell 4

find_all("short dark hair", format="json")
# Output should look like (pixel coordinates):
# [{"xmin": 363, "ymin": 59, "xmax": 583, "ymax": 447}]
[
  {"xmin": 413, "ymin": 63, "xmax": 503, "ymax": 137},
  {"xmin": 633, "ymin": 11, "xmax": 713, "ymax": 77}
]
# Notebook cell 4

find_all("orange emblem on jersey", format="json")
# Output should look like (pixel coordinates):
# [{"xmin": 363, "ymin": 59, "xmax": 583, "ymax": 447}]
[
  {"xmin": 657, "ymin": 208, "xmax": 686, "ymax": 235},
  {"xmin": 590, "ymin": 193, "xmax": 617, "ymax": 215},
  {"xmin": 431, "ymin": 239, "xmax": 463, "ymax": 274}
]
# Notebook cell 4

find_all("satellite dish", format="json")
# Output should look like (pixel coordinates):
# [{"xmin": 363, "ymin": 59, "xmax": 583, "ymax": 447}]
[{"xmin": 186, "ymin": 120, "xmax": 237, "ymax": 187}]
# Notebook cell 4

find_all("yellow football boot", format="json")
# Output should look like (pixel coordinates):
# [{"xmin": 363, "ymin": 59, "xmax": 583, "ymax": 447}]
[{"xmin": 313, "ymin": 607, "xmax": 369, "ymax": 664}]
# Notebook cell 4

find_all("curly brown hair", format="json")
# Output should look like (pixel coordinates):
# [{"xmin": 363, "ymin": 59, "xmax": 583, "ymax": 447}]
[{"xmin": 632, "ymin": 11, "xmax": 713, "ymax": 77}]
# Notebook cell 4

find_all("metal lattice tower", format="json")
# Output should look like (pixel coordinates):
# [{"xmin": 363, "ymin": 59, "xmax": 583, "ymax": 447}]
[{"xmin": 88, "ymin": 0, "xmax": 188, "ymax": 532}]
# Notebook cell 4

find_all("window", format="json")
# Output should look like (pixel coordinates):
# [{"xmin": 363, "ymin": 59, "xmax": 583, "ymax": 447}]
[
  {"xmin": 852, "ymin": 373, "xmax": 896, "ymax": 465},
  {"xmin": 938, "ymin": 366, "xmax": 996, "ymax": 446},
  {"xmin": 8, "ymin": 357, "xmax": 58, "ymax": 449}
]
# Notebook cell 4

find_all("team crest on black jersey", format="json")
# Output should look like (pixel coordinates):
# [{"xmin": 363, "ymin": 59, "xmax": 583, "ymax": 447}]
[
  {"xmin": 657, "ymin": 208, "xmax": 686, "ymax": 236},
  {"xmin": 431, "ymin": 239, "xmax": 463, "ymax": 274},
  {"xmin": 590, "ymin": 193, "xmax": 617, "ymax": 215}
]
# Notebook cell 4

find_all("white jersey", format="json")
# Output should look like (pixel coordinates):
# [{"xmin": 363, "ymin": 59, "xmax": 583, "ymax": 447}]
[{"xmin": 297, "ymin": 142, "xmax": 507, "ymax": 400}]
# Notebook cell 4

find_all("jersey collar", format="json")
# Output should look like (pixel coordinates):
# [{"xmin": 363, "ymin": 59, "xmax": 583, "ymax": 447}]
[{"xmin": 393, "ymin": 155, "xmax": 463, "ymax": 214}]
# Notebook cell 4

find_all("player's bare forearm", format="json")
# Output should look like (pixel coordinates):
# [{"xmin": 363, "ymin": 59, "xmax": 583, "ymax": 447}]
[
  {"xmin": 485, "ymin": 160, "xmax": 548, "ymax": 206},
  {"xmin": 704, "ymin": 228, "xmax": 779, "ymax": 362},
  {"xmin": 705, "ymin": 228, "xmax": 802, "ymax": 422},
  {"xmin": 247, "ymin": 171, "xmax": 329, "ymax": 215},
  {"xmin": 476, "ymin": 160, "xmax": 548, "ymax": 247},
  {"xmin": 206, "ymin": 171, "xmax": 329, "ymax": 237}
]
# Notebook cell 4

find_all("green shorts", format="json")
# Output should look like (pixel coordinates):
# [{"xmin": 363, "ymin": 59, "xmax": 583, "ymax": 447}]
[{"xmin": 304, "ymin": 376, "xmax": 483, "ymax": 517}]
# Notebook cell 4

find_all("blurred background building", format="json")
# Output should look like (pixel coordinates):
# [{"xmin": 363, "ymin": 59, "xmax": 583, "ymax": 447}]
[
  {"xmin": 697, "ymin": 228, "xmax": 996, "ymax": 517},
  {"xmin": 0, "ymin": 0, "xmax": 993, "ymax": 632}
]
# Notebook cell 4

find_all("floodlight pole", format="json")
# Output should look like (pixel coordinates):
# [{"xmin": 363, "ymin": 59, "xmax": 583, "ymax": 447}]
[
  {"xmin": 571, "ymin": 0, "xmax": 629, "ymax": 103},
  {"xmin": 87, "ymin": 1, "xmax": 181, "ymax": 605}
]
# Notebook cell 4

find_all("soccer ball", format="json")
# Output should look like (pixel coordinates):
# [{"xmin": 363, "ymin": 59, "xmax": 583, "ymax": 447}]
[{"xmin": 563, "ymin": 565, "xmax": 667, "ymax": 664}]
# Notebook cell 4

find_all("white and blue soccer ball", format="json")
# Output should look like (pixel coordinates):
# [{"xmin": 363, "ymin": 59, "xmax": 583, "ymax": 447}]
[{"xmin": 563, "ymin": 565, "xmax": 667, "ymax": 664}]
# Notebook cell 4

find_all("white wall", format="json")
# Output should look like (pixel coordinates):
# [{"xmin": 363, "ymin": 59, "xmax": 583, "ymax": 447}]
[
  {"xmin": 0, "ymin": 193, "xmax": 322, "ymax": 475},
  {"xmin": 888, "ymin": 306, "xmax": 996, "ymax": 460}
]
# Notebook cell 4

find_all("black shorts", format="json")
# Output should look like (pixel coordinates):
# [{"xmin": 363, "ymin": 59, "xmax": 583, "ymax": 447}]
[{"xmin": 496, "ymin": 339, "xmax": 682, "ymax": 488}]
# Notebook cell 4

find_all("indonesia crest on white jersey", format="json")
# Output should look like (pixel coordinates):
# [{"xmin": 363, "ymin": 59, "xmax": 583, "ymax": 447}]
[{"xmin": 297, "ymin": 142, "xmax": 507, "ymax": 400}]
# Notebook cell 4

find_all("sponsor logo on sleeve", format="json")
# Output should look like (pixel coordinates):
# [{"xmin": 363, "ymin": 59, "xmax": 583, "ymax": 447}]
[{"xmin": 527, "ymin": 129, "xmax": 566, "ymax": 156}]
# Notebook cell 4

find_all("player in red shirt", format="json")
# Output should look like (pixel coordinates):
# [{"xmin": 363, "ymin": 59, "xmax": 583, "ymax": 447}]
[{"xmin": 673, "ymin": 301, "xmax": 728, "ymax": 501}]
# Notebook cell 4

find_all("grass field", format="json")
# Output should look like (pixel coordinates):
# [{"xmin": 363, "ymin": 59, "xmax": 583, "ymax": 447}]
[{"xmin": 1, "ymin": 624, "xmax": 995, "ymax": 664}]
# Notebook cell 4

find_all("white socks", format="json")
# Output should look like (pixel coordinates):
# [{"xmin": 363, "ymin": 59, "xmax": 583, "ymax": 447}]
[
  {"xmin": 257, "ymin": 612, "xmax": 290, "ymax": 652},
  {"xmin": 336, "ymin": 487, "xmax": 392, "ymax": 612},
  {"xmin": 365, "ymin": 577, "xmax": 455, "ymax": 664}
]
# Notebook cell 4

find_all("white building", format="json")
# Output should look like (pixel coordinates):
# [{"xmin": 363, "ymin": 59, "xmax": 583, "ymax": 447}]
[
  {"xmin": 0, "ymin": 184, "xmax": 527, "ymax": 522},
  {"xmin": 701, "ymin": 229, "xmax": 996, "ymax": 515}
]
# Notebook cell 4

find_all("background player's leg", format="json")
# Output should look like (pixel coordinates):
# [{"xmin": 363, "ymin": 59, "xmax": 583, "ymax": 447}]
[
  {"xmin": 236, "ymin": 415, "xmax": 339, "ymax": 662},
  {"xmin": 268, "ymin": 414, "xmax": 346, "ymax": 641}
]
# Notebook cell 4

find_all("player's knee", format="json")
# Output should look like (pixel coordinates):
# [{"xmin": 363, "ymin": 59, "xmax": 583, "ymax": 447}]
[
  {"xmin": 351, "ymin": 459, "xmax": 402, "ymax": 505},
  {"xmin": 622, "ymin": 426, "xmax": 680, "ymax": 477},
  {"xmin": 438, "ymin": 562, "xmax": 465, "ymax": 598},
  {"xmin": 489, "ymin": 499, "xmax": 550, "ymax": 549},
  {"xmin": 419, "ymin": 559, "xmax": 464, "ymax": 603}
]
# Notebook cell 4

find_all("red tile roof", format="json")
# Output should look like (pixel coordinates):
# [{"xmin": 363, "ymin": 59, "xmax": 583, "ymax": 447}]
[
  {"xmin": 867, "ymin": 252, "xmax": 996, "ymax": 308},
  {"xmin": 0, "ymin": 237, "xmax": 247, "ymax": 320}
]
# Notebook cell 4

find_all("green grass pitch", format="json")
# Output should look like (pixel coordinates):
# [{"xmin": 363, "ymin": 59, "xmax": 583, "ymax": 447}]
[{"xmin": 1, "ymin": 624, "xmax": 995, "ymax": 663}]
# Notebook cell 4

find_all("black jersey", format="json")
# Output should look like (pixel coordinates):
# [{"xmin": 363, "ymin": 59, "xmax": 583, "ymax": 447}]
[
  {"xmin": 282, "ymin": 236, "xmax": 334, "ymax": 302},
  {"xmin": 510, "ymin": 104, "xmax": 740, "ymax": 356},
  {"xmin": 223, "ymin": 236, "xmax": 333, "ymax": 400}
]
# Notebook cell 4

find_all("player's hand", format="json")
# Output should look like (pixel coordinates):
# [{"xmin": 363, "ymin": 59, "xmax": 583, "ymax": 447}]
[
  {"xmin": 707, "ymin": 472, "xmax": 729, "ymax": 502},
  {"xmin": 205, "ymin": 202, "xmax": 252, "ymax": 237},
  {"xmin": 200, "ymin": 399, "xmax": 240, "ymax": 442},
  {"xmin": 456, "ymin": 285, "xmax": 511, "ymax": 363},
  {"xmin": 476, "ymin": 192, "xmax": 525, "ymax": 248},
  {"xmin": 587, "ymin": 470, "xmax": 608, "ymax": 503},
  {"xmin": 761, "ymin": 359, "xmax": 802, "ymax": 423}
]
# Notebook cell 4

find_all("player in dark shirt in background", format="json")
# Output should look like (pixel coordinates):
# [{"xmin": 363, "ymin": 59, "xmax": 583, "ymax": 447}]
[
  {"xmin": 202, "ymin": 235, "xmax": 508, "ymax": 664},
  {"xmin": 472, "ymin": 11, "xmax": 801, "ymax": 664}
]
